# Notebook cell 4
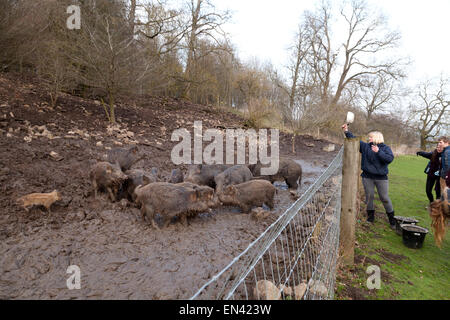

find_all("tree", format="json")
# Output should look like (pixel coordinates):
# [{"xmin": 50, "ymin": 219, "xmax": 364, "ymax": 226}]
[
  {"xmin": 408, "ymin": 77, "xmax": 449, "ymax": 149},
  {"xmin": 294, "ymin": 0, "xmax": 407, "ymax": 110},
  {"xmin": 69, "ymin": 0, "xmax": 150, "ymax": 123},
  {"xmin": 357, "ymin": 75, "xmax": 401, "ymax": 120},
  {"xmin": 182, "ymin": 0, "xmax": 231, "ymax": 101}
]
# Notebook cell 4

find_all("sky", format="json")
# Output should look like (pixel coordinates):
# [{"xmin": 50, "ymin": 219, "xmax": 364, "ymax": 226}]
[{"xmin": 213, "ymin": 0, "xmax": 450, "ymax": 85}]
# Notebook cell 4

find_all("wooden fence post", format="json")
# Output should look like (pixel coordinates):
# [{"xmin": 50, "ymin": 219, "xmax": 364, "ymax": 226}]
[{"xmin": 339, "ymin": 137, "xmax": 360, "ymax": 266}]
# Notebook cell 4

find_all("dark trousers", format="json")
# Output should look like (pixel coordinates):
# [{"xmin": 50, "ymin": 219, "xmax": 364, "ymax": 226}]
[{"xmin": 426, "ymin": 175, "xmax": 441, "ymax": 203}]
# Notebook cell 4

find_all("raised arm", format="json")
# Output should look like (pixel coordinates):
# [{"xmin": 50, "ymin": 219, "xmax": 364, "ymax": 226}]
[
  {"xmin": 416, "ymin": 151, "xmax": 432, "ymax": 160},
  {"xmin": 342, "ymin": 124, "xmax": 367, "ymax": 152}
]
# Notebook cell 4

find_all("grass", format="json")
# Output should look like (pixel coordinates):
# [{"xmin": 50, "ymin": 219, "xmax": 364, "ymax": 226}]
[{"xmin": 336, "ymin": 155, "xmax": 450, "ymax": 300}]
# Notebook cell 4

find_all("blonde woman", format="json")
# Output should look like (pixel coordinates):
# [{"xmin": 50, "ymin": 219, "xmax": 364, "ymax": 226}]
[{"xmin": 342, "ymin": 124, "xmax": 396, "ymax": 228}]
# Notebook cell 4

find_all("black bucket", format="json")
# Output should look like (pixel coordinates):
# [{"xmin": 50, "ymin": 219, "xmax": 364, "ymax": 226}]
[
  {"xmin": 394, "ymin": 216, "xmax": 419, "ymax": 236},
  {"xmin": 401, "ymin": 224, "xmax": 428, "ymax": 249}
]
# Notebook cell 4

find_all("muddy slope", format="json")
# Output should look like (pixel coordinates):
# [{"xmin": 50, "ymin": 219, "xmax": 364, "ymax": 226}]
[{"xmin": 0, "ymin": 72, "xmax": 339, "ymax": 299}]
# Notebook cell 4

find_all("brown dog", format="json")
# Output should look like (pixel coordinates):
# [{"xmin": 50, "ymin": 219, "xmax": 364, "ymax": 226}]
[{"xmin": 17, "ymin": 190, "xmax": 61, "ymax": 213}]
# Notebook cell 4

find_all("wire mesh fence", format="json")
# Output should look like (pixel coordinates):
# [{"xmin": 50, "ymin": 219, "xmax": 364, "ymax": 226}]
[{"xmin": 190, "ymin": 147, "xmax": 344, "ymax": 300}]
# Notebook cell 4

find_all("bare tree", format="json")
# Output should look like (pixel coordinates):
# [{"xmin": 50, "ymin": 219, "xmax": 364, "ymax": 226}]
[
  {"xmin": 332, "ymin": 0, "xmax": 407, "ymax": 106},
  {"xmin": 297, "ymin": 0, "xmax": 407, "ymax": 110},
  {"xmin": 357, "ymin": 75, "xmax": 400, "ymax": 120},
  {"xmin": 69, "ymin": 0, "xmax": 149, "ymax": 123},
  {"xmin": 408, "ymin": 77, "xmax": 449, "ymax": 149},
  {"xmin": 182, "ymin": 0, "xmax": 231, "ymax": 101}
]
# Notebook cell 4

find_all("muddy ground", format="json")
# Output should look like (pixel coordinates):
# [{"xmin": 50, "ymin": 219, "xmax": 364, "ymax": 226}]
[{"xmin": 0, "ymin": 72, "xmax": 339, "ymax": 299}]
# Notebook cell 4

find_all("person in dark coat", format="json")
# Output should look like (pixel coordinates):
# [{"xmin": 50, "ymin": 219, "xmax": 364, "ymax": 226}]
[
  {"xmin": 416, "ymin": 145, "xmax": 442, "ymax": 203},
  {"xmin": 437, "ymin": 136, "xmax": 450, "ymax": 191},
  {"xmin": 342, "ymin": 124, "xmax": 396, "ymax": 228}
]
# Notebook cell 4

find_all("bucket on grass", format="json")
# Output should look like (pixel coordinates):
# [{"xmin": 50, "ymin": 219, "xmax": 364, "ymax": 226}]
[
  {"xmin": 394, "ymin": 216, "xmax": 419, "ymax": 236},
  {"xmin": 401, "ymin": 224, "xmax": 428, "ymax": 249}
]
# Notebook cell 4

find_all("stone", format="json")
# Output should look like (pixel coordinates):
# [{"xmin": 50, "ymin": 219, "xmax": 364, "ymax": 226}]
[
  {"xmin": 250, "ymin": 207, "xmax": 270, "ymax": 220},
  {"xmin": 308, "ymin": 279, "xmax": 328, "ymax": 297},
  {"xmin": 294, "ymin": 283, "xmax": 307, "ymax": 300},
  {"xmin": 253, "ymin": 280, "xmax": 281, "ymax": 300},
  {"xmin": 49, "ymin": 151, "xmax": 64, "ymax": 161},
  {"xmin": 323, "ymin": 144, "xmax": 335, "ymax": 152},
  {"xmin": 279, "ymin": 284, "xmax": 293, "ymax": 296}
]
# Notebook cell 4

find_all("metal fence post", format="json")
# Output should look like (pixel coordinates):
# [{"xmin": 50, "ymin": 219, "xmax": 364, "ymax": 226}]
[{"xmin": 339, "ymin": 138, "xmax": 359, "ymax": 266}]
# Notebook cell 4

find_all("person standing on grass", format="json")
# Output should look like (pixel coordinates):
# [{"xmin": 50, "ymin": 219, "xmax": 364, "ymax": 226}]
[
  {"xmin": 437, "ymin": 136, "xmax": 450, "ymax": 191},
  {"xmin": 342, "ymin": 124, "xmax": 396, "ymax": 228},
  {"xmin": 416, "ymin": 145, "xmax": 443, "ymax": 203}
]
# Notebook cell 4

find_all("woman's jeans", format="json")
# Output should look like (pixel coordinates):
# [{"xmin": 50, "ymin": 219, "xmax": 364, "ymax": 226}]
[{"xmin": 362, "ymin": 178, "xmax": 394, "ymax": 213}]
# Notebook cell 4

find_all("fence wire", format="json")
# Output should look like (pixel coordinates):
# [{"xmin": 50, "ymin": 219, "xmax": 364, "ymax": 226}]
[{"xmin": 190, "ymin": 147, "xmax": 344, "ymax": 300}]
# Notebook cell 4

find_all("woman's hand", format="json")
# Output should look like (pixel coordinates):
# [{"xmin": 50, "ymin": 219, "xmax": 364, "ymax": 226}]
[
  {"xmin": 341, "ymin": 124, "xmax": 348, "ymax": 132},
  {"xmin": 371, "ymin": 145, "xmax": 379, "ymax": 153}
]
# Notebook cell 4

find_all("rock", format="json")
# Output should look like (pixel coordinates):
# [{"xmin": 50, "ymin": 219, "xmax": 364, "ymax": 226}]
[
  {"xmin": 49, "ymin": 151, "xmax": 64, "ymax": 161},
  {"xmin": 279, "ymin": 284, "xmax": 293, "ymax": 296},
  {"xmin": 323, "ymin": 144, "xmax": 335, "ymax": 152},
  {"xmin": 294, "ymin": 283, "xmax": 307, "ymax": 300},
  {"xmin": 96, "ymin": 141, "xmax": 103, "ymax": 147},
  {"xmin": 308, "ymin": 279, "xmax": 328, "ymax": 297},
  {"xmin": 113, "ymin": 141, "xmax": 123, "ymax": 146},
  {"xmin": 290, "ymin": 190, "xmax": 299, "ymax": 200},
  {"xmin": 250, "ymin": 207, "xmax": 270, "ymax": 220},
  {"xmin": 305, "ymin": 143, "xmax": 315, "ymax": 148},
  {"xmin": 253, "ymin": 280, "xmax": 281, "ymax": 300},
  {"xmin": 119, "ymin": 198, "xmax": 129, "ymax": 209},
  {"xmin": 6, "ymin": 133, "xmax": 13, "ymax": 138}
]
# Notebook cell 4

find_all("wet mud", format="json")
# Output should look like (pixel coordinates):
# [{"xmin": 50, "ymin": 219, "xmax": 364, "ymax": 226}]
[{"xmin": 0, "ymin": 72, "xmax": 340, "ymax": 299}]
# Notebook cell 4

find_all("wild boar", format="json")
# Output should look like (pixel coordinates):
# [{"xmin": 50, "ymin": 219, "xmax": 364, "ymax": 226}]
[
  {"xmin": 218, "ymin": 180, "xmax": 276, "ymax": 213},
  {"xmin": 134, "ymin": 182, "xmax": 216, "ymax": 229},
  {"xmin": 90, "ymin": 161, "xmax": 128, "ymax": 202},
  {"xmin": 214, "ymin": 165, "xmax": 253, "ymax": 193},
  {"xmin": 184, "ymin": 164, "xmax": 229, "ymax": 188},
  {"xmin": 248, "ymin": 158, "xmax": 302, "ymax": 189},
  {"xmin": 177, "ymin": 182, "xmax": 220, "ymax": 210},
  {"xmin": 168, "ymin": 168, "xmax": 184, "ymax": 184},
  {"xmin": 122, "ymin": 169, "xmax": 157, "ymax": 202},
  {"xmin": 106, "ymin": 146, "xmax": 143, "ymax": 171},
  {"xmin": 17, "ymin": 190, "xmax": 62, "ymax": 213}
]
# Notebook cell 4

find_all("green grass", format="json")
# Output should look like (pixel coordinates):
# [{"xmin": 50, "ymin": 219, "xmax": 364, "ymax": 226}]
[{"xmin": 336, "ymin": 155, "xmax": 450, "ymax": 300}]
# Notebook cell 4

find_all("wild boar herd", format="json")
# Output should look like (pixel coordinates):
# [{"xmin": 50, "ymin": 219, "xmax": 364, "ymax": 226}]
[{"xmin": 90, "ymin": 146, "xmax": 302, "ymax": 229}]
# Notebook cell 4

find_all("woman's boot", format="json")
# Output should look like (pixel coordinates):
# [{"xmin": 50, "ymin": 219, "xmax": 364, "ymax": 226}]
[
  {"xmin": 367, "ymin": 210, "xmax": 375, "ymax": 223},
  {"xmin": 386, "ymin": 211, "xmax": 396, "ymax": 229}
]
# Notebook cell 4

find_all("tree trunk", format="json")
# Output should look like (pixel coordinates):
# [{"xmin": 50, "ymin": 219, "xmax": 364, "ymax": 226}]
[{"xmin": 109, "ymin": 92, "xmax": 116, "ymax": 124}]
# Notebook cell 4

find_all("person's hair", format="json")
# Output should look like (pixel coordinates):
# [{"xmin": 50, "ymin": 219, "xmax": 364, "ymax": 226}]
[
  {"xmin": 438, "ymin": 136, "xmax": 449, "ymax": 143},
  {"xmin": 368, "ymin": 131, "xmax": 384, "ymax": 144},
  {"xmin": 429, "ymin": 187, "xmax": 449, "ymax": 248},
  {"xmin": 431, "ymin": 149, "xmax": 440, "ymax": 164}
]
